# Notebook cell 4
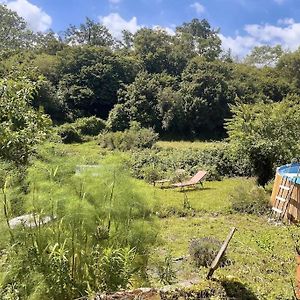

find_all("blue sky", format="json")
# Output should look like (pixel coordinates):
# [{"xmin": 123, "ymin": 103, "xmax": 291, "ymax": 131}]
[{"xmin": 1, "ymin": 0, "xmax": 300, "ymax": 57}]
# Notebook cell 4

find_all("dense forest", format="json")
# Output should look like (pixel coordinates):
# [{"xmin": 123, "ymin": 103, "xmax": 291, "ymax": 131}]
[
  {"xmin": 1, "ymin": 3, "xmax": 300, "ymax": 299},
  {"xmin": 1, "ymin": 3, "xmax": 299, "ymax": 138}
]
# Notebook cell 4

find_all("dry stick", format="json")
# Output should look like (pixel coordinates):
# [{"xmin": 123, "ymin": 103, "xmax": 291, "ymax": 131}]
[{"xmin": 207, "ymin": 227, "xmax": 237, "ymax": 280}]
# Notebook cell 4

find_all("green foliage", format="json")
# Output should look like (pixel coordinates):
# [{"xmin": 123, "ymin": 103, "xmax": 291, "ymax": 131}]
[
  {"xmin": 230, "ymin": 180, "xmax": 270, "ymax": 215},
  {"xmin": 74, "ymin": 116, "xmax": 106, "ymax": 136},
  {"xmin": 107, "ymin": 103, "xmax": 130, "ymax": 132},
  {"xmin": 56, "ymin": 46, "xmax": 139, "ymax": 120},
  {"xmin": 0, "ymin": 151, "xmax": 158, "ymax": 299},
  {"xmin": 189, "ymin": 237, "xmax": 226, "ymax": 268},
  {"xmin": 99, "ymin": 123, "xmax": 159, "ymax": 151},
  {"xmin": 157, "ymin": 253, "xmax": 177, "ymax": 285},
  {"xmin": 226, "ymin": 95, "xmax": 300, "ymax": 185},
  {"xmin": 116, "ymin": 72, "xmax": 177, "ymax": 131},
  {"xmin": 175, "ymin": 18, "xmax": 222, "ymax": 61},
  {"xmin": 64, "ymin": 17, "xmax": 114, "ymax": 47},
  {"xmin": 57, "ymin": 123, "xmax": 82, "ymax": 144},
  {"xmin": 93, "ymin": 246, "xmax": 136, "ymax": 292},
  {"xmin": 0, "ymin": 70, "xmax": 51, "ymax": 163},
  {"xmin": 128, "ymin": 146, "xmax": 252, "ymax": 182},
  {"xmin": 277, "ymin": 48, "xmax": 300, "ymax": 89},
  {"xmin": 244, "ymin": 45, "xmax": 284, "ymax": 67},
  {"xmin": 0, "ymin": 4, "xmax": 34, "ymax": 56},
  {"xmin": 179, "ymin": 57, "xmax": 235, "ymax": 137}
]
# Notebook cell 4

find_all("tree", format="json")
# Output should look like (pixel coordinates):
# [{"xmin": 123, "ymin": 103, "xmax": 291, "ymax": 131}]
[
  {"xmin": 175, "ymin": 19, "xmax": 222, "ymax": 60},
  {"xmin": 0, "ymin": 70, "xmax": 51, "ymax": 163},
  {"xmin": 0, "ymin": 4, "xmax": 35, "ymax": 56},
  {"xmin": 244, "ymin": 45, "xmax": 284, "ymax": 67},
  {"xmin": 133, "ymin": 28, "xmax": 176, "ymax": 74},
  {"xmin": 277, "ymin": 49, "xmax": 300, "ymax": 89},
  {"xmin": 116, "ymin": 72, "xmax": 178, "ymax": 131},
  {"xmin": 56, "ymin": 46, "xmax": 139, "ymax": 119},
  {"xmin": 230, "ymin": 63, "xmax": 292, "ymax": 104},
  {"xmin": 64, "ymin": 18, "xmax": 114, "ymax": 47},
  {"xmin": 179, "ymin": 57, "xmax": 235, "ymax": 137},
  {"xmin": 226, "ymin": 95, "xmax": 300, "ymax": 185},
  {"xmin": 157, "ymin": 87, "xmax": 185, "ymax": 135}
]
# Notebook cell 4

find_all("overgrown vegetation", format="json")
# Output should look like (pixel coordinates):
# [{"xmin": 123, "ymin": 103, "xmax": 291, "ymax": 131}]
[
  {"xmin": 0, "ymin": 148, "xmax": 158, "ymax": 299},
  {"xmin": 128, "ymin": 145, "xmax": 252, "ymax": 183},
  {"xmin": 230, "ymin": 180, "xmax": 270, "ymax": 215},
  {"xmin": 99, "ymin": 122, "xmax": 158, "ymax": 151},
  {"xmin": 1, "ymin": 3, "xmax": 300, "ymax": 299}
]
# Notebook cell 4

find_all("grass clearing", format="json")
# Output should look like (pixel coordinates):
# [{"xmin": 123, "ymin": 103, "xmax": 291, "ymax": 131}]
[
  {"xmin": 1, "ymin": 140, "xmax": 295, "ymax": 299},
  {"xmin": 136, "ymin": 177, "xmax": 247, "ymax": 214}
]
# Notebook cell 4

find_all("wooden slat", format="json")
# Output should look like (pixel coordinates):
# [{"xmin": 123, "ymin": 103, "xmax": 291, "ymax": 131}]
[{"xmin": 207, "ymin": 227, "xmax": 236, "ymax": 280}]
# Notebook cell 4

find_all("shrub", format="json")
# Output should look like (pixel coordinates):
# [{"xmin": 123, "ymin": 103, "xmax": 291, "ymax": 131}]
[
  {"xmin": 142, "ymin": 165, "xmax": 162, "ymax": 184},
  {"xmin": 99, "ymin": 123, "xmax": 158, "ymax": 151},
  {"xmin": 157, "ymin": 253, "xmax": 177, "ymax": 285},
  {"xmin": 0, "ymin": 72, "xmax": 51, "ymax": 164},
  {"xmin": 230, "ymin": 180, "xmax": 270, "ymax": 215},
  {"xmin": 189, "ymin": 237, "xmax": 226, "ymax": 268},
  {"xmin": 226, "ymin": 97, "xmax": 300, "ymax": 185},
  {"xmin": 74, "ymin": 116, "xmax": 106, "ymax": 136},
  {"xmin": 57, "ymin": 123, "xmax": 82, "ymax": 144},
  {"xmin": 128, "ymin": 146, "xmax": 253, "ymax": 182}
]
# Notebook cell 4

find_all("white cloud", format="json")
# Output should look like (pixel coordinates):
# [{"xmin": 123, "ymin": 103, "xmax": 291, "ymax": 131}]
[
  {"xmin": 220, "ymin": 19, "xmax": 300, "ymax": 58},
  {"xmin": 190, "ymin": 2, "xmax": 205, "ymax": 14},
  {"xmin": 0, "ymin": 0, "xmax": 52, "ymax": 32},
  {"xmin": 99, "ymin": 13, "xmax": 140, "ymax": 40},
  {"xmin": 109, "ymin": 0, "xmax": 121, "ymax": 3},
  {"xmin": 219, "ymin": 34, "xmax": 260, "ymax": 58},
  {"xmin": 278, "ymin": 18, "xmax": 295, "ymax": 25}
]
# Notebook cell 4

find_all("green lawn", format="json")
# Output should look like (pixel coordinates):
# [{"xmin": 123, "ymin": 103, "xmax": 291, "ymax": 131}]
[
  {"xmin": 153, "ymin": 215, "xmax": 294, "ymax": 299},
  {"xmin": 135, "ymin": 177, "xmax": 246, "ymax": 214},
  {"xmin": 135, "ymin": 177, "xmax": 295, "ymax": 299}
]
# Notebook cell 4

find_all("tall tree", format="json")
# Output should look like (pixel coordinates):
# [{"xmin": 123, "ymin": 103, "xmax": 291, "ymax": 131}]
[
  {"xmin": 179, "ymin": 57, "xmax": 235, "ymax": 137},
  {"xmin": 175, "ymin": 19, "xmax": 222, "ymax": 60},
  {"xmin": 0, "ymin": 4, "xmax": 34, "ymax": 56},
  {"xmin": 277, "ymin": 49, "xmax": 300, "ymax": 89},
  {"xmin": 64, "ymin": 18, "xmax": 114, "ymax": 47},
  {"xmin": 244, "ymin": 45, "xmax": 284, "ymax": 67}
]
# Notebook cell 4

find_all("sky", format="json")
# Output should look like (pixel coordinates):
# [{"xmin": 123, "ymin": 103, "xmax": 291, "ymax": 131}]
[{"xmin": 1, "ymin": 0, "xmax": 300, "ymax": 57}]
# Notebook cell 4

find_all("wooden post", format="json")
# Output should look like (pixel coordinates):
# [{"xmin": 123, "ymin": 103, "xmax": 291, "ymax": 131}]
[
  {"xmin": 296, "ymin": 255, "xmax": 300, "ymax": 299},
  {"xmin": 207, "ymin": 227, "xmax": 237, "ymax": 280}
]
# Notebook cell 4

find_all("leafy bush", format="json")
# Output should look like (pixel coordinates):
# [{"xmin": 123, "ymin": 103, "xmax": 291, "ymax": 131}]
[
  {"xmin": 74, "ymin": 116, "xmax": 106, "ymax": 136},
  {"xmin": 230, "ymin": 180, "xmax": 270, "ymax": 215},
  {"xmin": 99, "ymin": 122, "xmax": 158, "ymax": 151},
  {"xmin": 57, "ymin": 123, "xmax": 82, "ymax": 143},
  {"xmin": 128, "ymin": 146, "xmax": 253, "ymax": 182},
  {"xmin": 189, "ymin": 237, "xmax": 226, "ymax": 268},
  {"xmin": 142, "ymin": 165, "xmax": 162, "ymax": 183},
  {"xmin": 226, "ymin": 96, "xmax": 300, "ymax": 185},
  {"xmin": 0, "ymin": 71, "xmax": 51, "ymax": 163}
]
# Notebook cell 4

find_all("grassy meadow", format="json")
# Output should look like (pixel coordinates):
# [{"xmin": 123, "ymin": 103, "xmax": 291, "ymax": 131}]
[{"xmin": 0, "ymin": 140, "xmax": 295, "ymax": 299}]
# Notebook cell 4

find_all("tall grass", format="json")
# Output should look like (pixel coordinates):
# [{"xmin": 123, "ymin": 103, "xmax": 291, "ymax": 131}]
[{"xmin": 0, "ymin": 147, "xmax": 158, "ymax": 299}]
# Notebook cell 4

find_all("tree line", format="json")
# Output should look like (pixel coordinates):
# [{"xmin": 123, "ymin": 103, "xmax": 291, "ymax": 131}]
[{"xmin": 1, "ymin": 3, "xmax": 300, "ymax": 141}]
